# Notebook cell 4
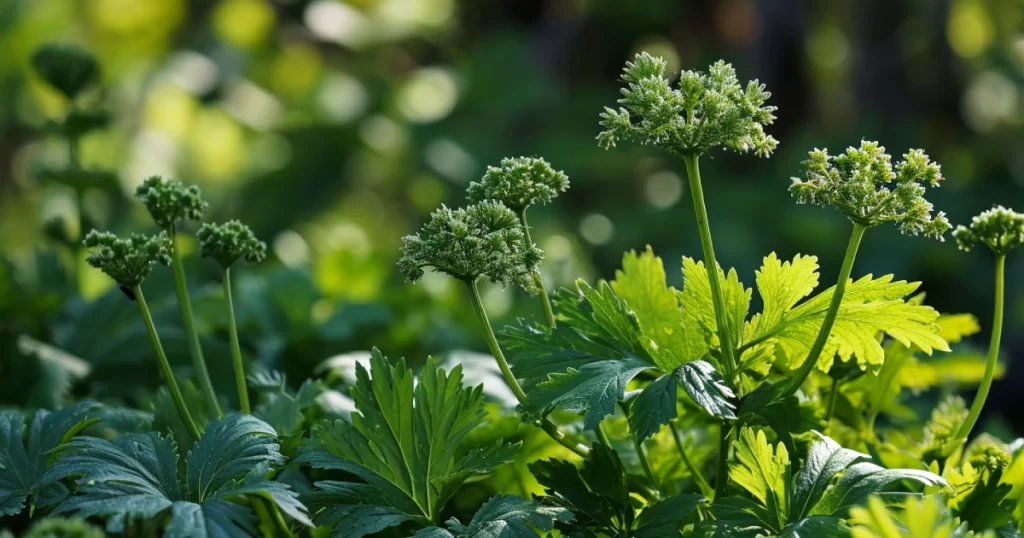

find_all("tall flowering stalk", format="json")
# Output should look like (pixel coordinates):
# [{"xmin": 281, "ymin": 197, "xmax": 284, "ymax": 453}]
[
  {"xmin": 399, "ymin": 201, "xmax": 589, "ymax": 456},
  {"xmin": 84, "ymin": 231, "xmax": 201, "ymax": 441},
  {"xmin": 135, "ymin": 176, "xmax": 222, "ymax": 417},
  {"xmin": 782, "ymin": 141, "xmax": 951, "ymax": 400},
  {"xmin": 198, "ymin": 221, "xmax": 267, "ymax": 414},
  {"xmin": 949, "ymin": 206, "xmax": 1024, "ymax": 448},
  {"xmin": 467, "ymin": 157, "xmax": 569, "ymax": 329}
]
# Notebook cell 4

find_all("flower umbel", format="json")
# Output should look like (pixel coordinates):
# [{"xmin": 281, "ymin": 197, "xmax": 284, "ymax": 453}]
[
  {"xmin": 952, "ymin": 206, "xmax": 1024, "ymax": 255},
  {"xmin": 466, "ymin": 157, "xmax": 569, "ymax": 211},
  {"xmin": 31, "ymin": 43, "xmax": 100, "ymax": 100},
  {"xmin": 597, "ymin": 52, "xmax": 777, "ymax": 157},
  {"xmin": 135, "ymin": 176, "xmax": 208, "ymax": 229},
  {"xmin": 790, "ymin": 141, "xmax": 950, "ymax": 239},
  {"xmin": 198, "ymin": 220, "xmax": 267, "ymax": 268},
  {"xmin": 84, "ymin": 230, "xmax": 171, "ymax": 287},
  {"xmin": 398, "ymin": 200, "xmax": 542, "ymax": 290}
]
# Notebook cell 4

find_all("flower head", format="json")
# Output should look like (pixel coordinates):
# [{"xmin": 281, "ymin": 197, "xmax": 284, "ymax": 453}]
[
  {"xmin": 597, "ymin": 52, "xmax": 777, "ymax": 157},
  {"xmin": 84, "ymin": 230, "xmax": 171, "ymax": 288},
  {"xmin": 790, "ymin": 141, "xmax": 950, "ymax": 239},
  {"xmin": 31, "ymin": 43, "xmax": 100, "ymax": 100},
  {"xmin": 398, "ymin": 201, "xmax": 543, "ymax": 291},
  {"xmin": 466, "ymin": 157, "xmax": 569, "ymax": 212},
  {"xmin": 952, "ymin": 206, "xmax": 1024, "ymax": 256},
  {"xmin": 134, "ymin": 176, "xmax": 208, "ymax": 229},
  {"xmin": 198, "ymin": 220, "xmax": 267, "ymax": 268},
  {"xmin": 965, "ymin": 435, "xmax": 1012, "ymax": 473}
]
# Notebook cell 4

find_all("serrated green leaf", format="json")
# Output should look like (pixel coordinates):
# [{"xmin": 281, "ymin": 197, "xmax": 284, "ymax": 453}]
[
  {"xmin": 0, "ymin": 401, "xmax": 101, "ymax": 517},
  {"xmin": 778, "ymin": 515, "xmax": 851, "ymax": 537},
  {"xmin": 417, "ymin": 494, "xmax": 573, "ymax": 538},
  {"xmin": 678, "ymin": 257, "xmax": 751, "ymax": 350},
  {"xmin": 632, "ymin": 493, "xmax": 704, "ymax": 537},
  {"xmin": 611, "ymin": 247, "xmax": 706, "ymax": 369},
  {"xmin": 531, "ymin": 443, "xmax": 631, "ymax": 535},
  {"xmin": 730, "ymin": 427, "xmax": 791, "ymax": 530},
  {"xmin": 675, "ymin": 360, "xmax": 736, "ymax": 419},
  {"xmin": 45, "ymin": 414, "xmax": 310, "ymax": 536},
  {"xmin": 791, "ymin": 433, "xmax": 867, "ymax": 520},
  {"xmin": 531, "ymin": 359, "xmax": 650, "ymax": 430},
  {"xmin": 810, "ymin": 462, "xmax": 946, "ymax": 517},
  {"xmin": 628, "ymin": 374, "xmax": 677, "ymax": 440},
  {"xmin": 955, "ymin": 467, "xmax": 1016, "ymax": 532},
  {"xmin": 753, "ymin": 253, "xmax": 820, "ymax": 334},
  {"xmin": 296, "ymin": 349, "xmax": 518, "ymax": 537},
  {"xmin": 848, "ymin": 495, "xmax": 981, "ymax": 538}
]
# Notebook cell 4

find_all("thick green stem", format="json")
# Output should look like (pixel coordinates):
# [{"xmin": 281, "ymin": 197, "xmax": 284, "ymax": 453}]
[
  {"xmin": 520, "ymin": 208, "xmax": 557, "ymax": 329},
  {"xmin": 669, "ymin": 422, "xmax": 713, "ymax": 498},
  {"xmin": 714, "ymin": 422, "xmax": 731, "ymax": 499},
  {"xmin": 168, "ymin": 227, "xmax": 222, "ymax": 417},
  {"xmin": 463, "ymin": 279, "xmax": 589, "ymax": 457},
  {"xmin": 224, "ymin": 268, "xmax": 250, "ymax": 414},
  {"xmin": 825, "ymin": 378, "xmax": 839, "ymax": 422},
  {"xmin": 683, "ymin": 155, "xmax": 736, "ymax": 378},
  {"xmin": 954, "ymin": 254, "xmax": 1006, "ymax": 443},
  {"xmin": 135, "ymin": 286, "xmax": 201, "ymax": 441},
  {"xmin": 779, "ymin": 222, "xmax": 867, "ymax": 400}
]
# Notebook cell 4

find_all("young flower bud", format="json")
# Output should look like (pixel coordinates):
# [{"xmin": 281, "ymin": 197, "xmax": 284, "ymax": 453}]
[
  {"xmin": 398, "ymin": 200, "xmax": 543, "ymax": 291},
  {"xmin": 134, "ymin": 176, "xmax": 208, "ymax": 229},
  {"xmin": 965, "ymin": 435, "xmax": 1012, "ymax": 473},
  {"xmin": 31, "ymin": 43, "xmax": 100, "ymax": 100},
  {"xmin": 598, "ymin": 52, "xmax": 778, "ymax": 158},
  {"xmin": 952, "ymin": 206, "xmax": 1024, "ymax": 255},
  {"xmin": 83, "ymin": 230, "xmax": 172, "ymax": 288},
  {"xmin": 790, "ymin": 141, "xmax": 950, "ymax": 239},
  {"xmin": 466, "ymin": 157, "xmax": 569, "ymax": 212},
  {"xmin": 197, "ymin": 220, "xmax": 267, "ymax": 269}
]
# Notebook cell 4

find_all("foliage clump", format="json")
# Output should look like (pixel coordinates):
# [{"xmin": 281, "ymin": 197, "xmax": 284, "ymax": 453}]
[
  {"xmin": 790, "ymin": 141, "xmax": 950, "ymax": 239},
  {"xmin": 198, "ymin": 220, "xmax": 267, "ymax": 268},
  {"xmin": 597, "ymin": 52, "xmax": 778, "ymax": 157},
  {"xmin": 398, "ymin": 200, "xmax": 542, "ymax": 289},
  {"xmin": 134, "ymin": 176, "xmax": 208, "ymax": 229},
  {"xmin": 83, "ymin": 230, "xmax": 171, "ymax": 287},
  {"xmin": 466, "ymin": 157, "xmax": 569, "ymax": 211},
  {"xmin": 31, "ymin": 43, "xmax": 100, "ymax": 100},
  {"xmin": 953, "ymin": 205, "xmax": 1024, "ymax": 255}
]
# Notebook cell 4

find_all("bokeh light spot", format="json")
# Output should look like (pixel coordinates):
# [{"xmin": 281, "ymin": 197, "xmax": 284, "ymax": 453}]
[
  {"xmin": 213, "ymin": 0, "xmax": 276, "ymax": 49},
  {"xmin": 579, "ymin": 214, "xmax": 614, "ymax": 245},
  {"xmin": 397, "ymin": 68, "xmax": 458, "ymax": 123},
  {"xmin": 948, "ymin": 0, "xmax": 994, "ymax": 59},
  {"xmin": 644, "ymin": 170, "xmax": 683, "ymax": 209}
]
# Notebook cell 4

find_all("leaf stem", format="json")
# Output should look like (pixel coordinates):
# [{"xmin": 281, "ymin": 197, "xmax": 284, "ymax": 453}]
[
  {"xmin": 463, "ymin": 279, "xmax": 589, "ymax": 457},
  {"xmin": 134, "ymin": 285, "xmax": 201, "ymax": 441},
  {"xmin": 683, "ymin": 155, "xmax": 736, "ymax": 379},
  {"xmin": 634, "ymin": 436, "xmax": 658, "ymax": 493},
  {"xmin": 168, "ymin": 227, "xmax": 223, "ymax": 417},
  {"xmin": 825, "ymin": 377, "xmax": 839, "ymax": 423},
  {"xmin": 954, "ymin": 254, "xmax": 1006, "ymax": 443},
  {"xmin": 669, "ymin": 422, "xmax": 713, "ymax": 498},
  {"xmin": 223, "ymin": 268, "xmax": 250, "ymax": 414},
  {"xmin": 779, "ymin": 222, "xmax": 867, "ymax": 400},
  {"xmin": 714, "ymin": 421, "xmax": 730, "ymax": 499},
  {"xmin": 520, "ymin": 208, "xmax": 557, "ymax": 329}
]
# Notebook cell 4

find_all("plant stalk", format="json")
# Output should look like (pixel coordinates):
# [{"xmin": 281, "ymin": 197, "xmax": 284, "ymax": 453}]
[
  {"xmin": 134, "ymin": 285, "xmax": 201, "ymax": 441},
  {"xmin": 682, "ymin": 155, "xmax": 736, "ymax": 378},
  {"xmin": 634, "ymin": 436, "xmax": 658, "ymax": 491},
  {"xmin": 68, "ymin": 133, "xmax": 83, "ymax": 291},
  {"xmin": 669, "ymin": 422, "xmax": 713, "ymax": 498},
  {"xmin": 714, "ymin": 421, "xmax": 731, "ymax": 499},
  {"xmin": 825, "ymin": 377, "xmax": 839, "ymax": 422},
  {"xmin": 168, "ymin": 227, "xmax": 223, "ymax": 417},
  {"xmin": 464, "ymin": 279, "xmax": 589, "ymax": 457},
  {"xmin": 223, "ymin": 268, "xmax": 250, "ymax": 414},
  {"xmin": 520, "ymin": 208, "xmax": 557, "ymax": 329},
  {"xmin": 779, "ymin": 222, "xmax": 867, "ymax": 399},
  {"xmin": 954, "ymin": 254, "xmax": 1006, "ymax": 443}
]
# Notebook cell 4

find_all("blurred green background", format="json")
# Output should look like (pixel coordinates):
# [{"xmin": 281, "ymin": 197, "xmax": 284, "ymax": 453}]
[{"xmin": 0, "ymin": 0, "xmax": 1022, "ymax": 426}]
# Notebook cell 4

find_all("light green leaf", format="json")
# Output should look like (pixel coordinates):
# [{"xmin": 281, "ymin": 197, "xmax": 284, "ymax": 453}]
[
  {"xmin": 678, "ymin": 257, "xmax": 751, "ymax": 350},
  {"xmin": 612, "ymin": 246, "xmax": 707, "ymax": 369},
  {"xmin": 675, "ymin": 360, "xmax": 736, "ymax": 419},
  {"xmin": 297, "ymin": 349, "xmax": 518, "ymax": 537},
  {"xmin": 730, "ymin": 427, "xmax": 790, "ymax": 530},
  {"xmin": 753, "ymin": 253, "xmax": 820, "ymax": 334}
]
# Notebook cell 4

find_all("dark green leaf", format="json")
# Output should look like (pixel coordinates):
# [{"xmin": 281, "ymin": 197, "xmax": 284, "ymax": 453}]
[
  {"xmin": 790, "ymin": 433, "xmax": 866, "ymax": 521},
  {"xmin": 778, "ymin": 515, "xmax": 850, "ymax": 537},
  {"xmin": 628, "ymin": 374, "xmax": 677, "ymax": 440},
  {"xmin": 675, "ymin": 360, "xmax": 736, "ymax": 419},
  {"xmin": 632, "ymin": 493, "xmax": 703, "ymax": 537},
  {"xmin": 418, "ymin": 494, "xmax": 573, "ymax": 537}
]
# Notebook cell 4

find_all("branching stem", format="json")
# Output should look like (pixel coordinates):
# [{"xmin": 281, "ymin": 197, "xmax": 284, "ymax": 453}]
[
  {"xmin": 223, "ymin": 268, "xmax": 250, "ymax": 414},
  {"xmin": 954, "ymin": 254, "xmax": 1006, "ymax": 443},
  {"xmin": 464, "ymin": 279, "xmax": 589, "ymax": 457},
  {"xmin": 779, "ymin": 222, "xmax": 867, "ymax": 400},
  {"xmin": 168, "ymin": 227, "xmax": 222, "ymax": 417},
  {"xmin": 134, "ymin": 285, "xmax": 201, "ymax": 441}
]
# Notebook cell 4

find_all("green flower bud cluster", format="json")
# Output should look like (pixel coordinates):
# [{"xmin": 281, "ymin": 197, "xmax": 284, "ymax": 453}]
[
  {"xmin": 598, "ymin": 52, "xmax": 777, "ymax": 158},
  {"xmin": 135, "ymin": 176, "xmax": 208, "ymax": 229},
  {"xmin": 398, "ymin": 200, "xmax": 543, "ymax": 291},
  {"xmin": 198, "ymin": 220, "xmax": 268, "ymax": 269},
  {"xmin": 467, "ymin": 157, "xmax": 569, "ymax": 212},
  {"xmin": 21, "ymin": 517, "xmax": 106, "ymax": 538},
  {"xmin": 790, "ymin": 140, "xmax": 950, "ymax": 239},
  {"xmin": 965, "ymin": 435, "xmax": 1012, "ymax": 473},
  {"xmin": 31, "ymin": 43, "xmax": 100, "ymax": 100},
  {"xmin": 953, "ymin": 206, "xmax": 1024, "ymax": 255},
  {"xmin": 84, "ymin": 230, "xmax": 172, "ymax": 287}
]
